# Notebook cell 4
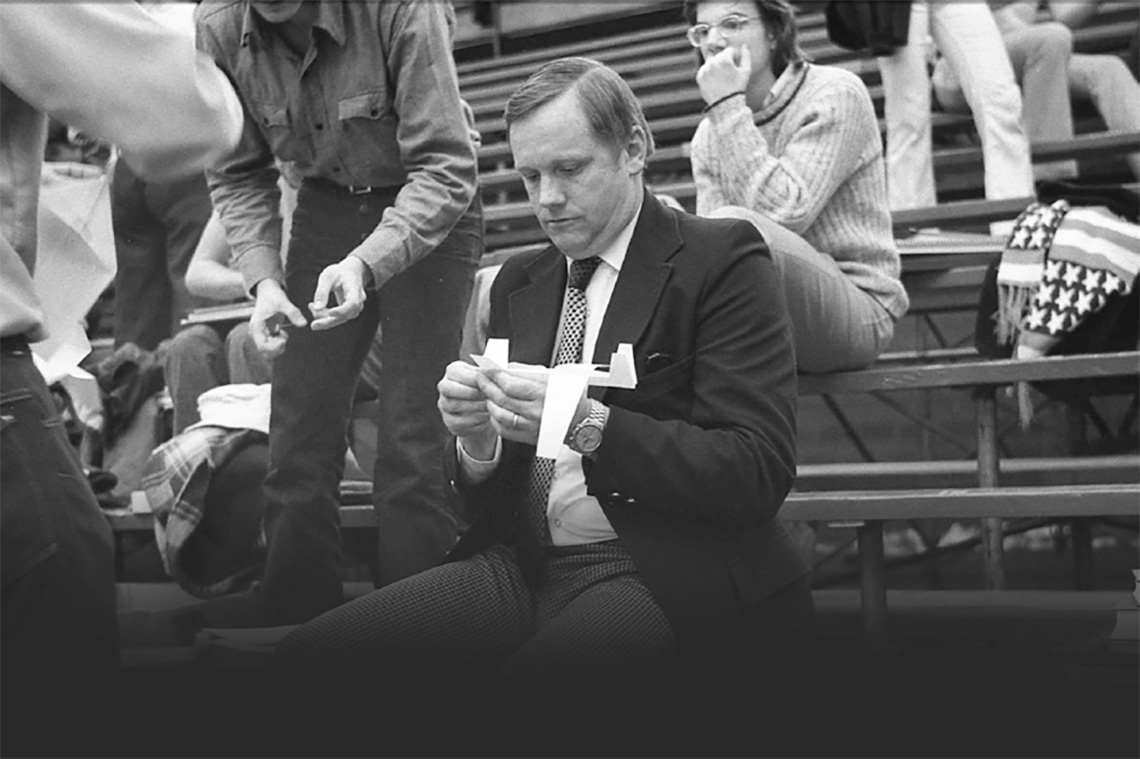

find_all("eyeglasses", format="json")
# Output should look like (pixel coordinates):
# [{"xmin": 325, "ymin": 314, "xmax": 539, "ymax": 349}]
[{"xmin": 686, "ymin": 15, "xmax": 758, "ymax": 47}]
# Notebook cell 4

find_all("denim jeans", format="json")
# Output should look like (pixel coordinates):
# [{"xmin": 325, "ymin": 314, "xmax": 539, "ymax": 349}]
[
  {"xmin": 0, "ymin": 343, "xmax": 118, "ymax": 680},
  {"xmin": 165, "ymin": 322, "xmax": 272, "ymax": 434},
  {"xmin": 258, "ymin": 182, "xmax": 480, "ymax": 622}
]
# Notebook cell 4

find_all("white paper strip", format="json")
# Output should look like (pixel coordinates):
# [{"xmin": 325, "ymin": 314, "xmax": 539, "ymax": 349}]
[{"xmin": 536, "ymin": 364, "xmax": 592, "ymax": 458}]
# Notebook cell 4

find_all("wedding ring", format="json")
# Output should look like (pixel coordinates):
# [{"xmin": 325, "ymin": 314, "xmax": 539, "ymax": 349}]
[{"xmin": 511, "ymin": 412, "xmax": 520, "ymax": 429}]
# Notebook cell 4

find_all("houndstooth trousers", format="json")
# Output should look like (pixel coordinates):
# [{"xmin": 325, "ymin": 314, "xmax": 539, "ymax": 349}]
[{"xmin": 276, "ymin": 540, "xmax": 677, "ymax": 689}]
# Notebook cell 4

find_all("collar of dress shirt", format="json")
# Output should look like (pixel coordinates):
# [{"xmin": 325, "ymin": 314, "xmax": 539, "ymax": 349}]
[{"xmin": 563, "ymin": 194, "xmax": 643, "ymax": 279}]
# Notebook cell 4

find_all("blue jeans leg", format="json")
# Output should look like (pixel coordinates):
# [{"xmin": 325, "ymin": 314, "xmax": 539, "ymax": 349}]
[
  {"xmin": 258, "ymin": 188, "xmax": 383, "ymax": 623},
  {"xmin": 372, "ymin": 200, "xmax": 481, "ymax": 585},
  {"xmin": 1, "ymin": 349, "xmax": 118, "ymax": 677}
]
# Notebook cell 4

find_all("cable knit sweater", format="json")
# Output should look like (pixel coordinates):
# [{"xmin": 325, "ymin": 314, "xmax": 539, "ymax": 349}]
[{"xmin": 691, "ymin": 62, "xmax": 908, "ymax": 320}]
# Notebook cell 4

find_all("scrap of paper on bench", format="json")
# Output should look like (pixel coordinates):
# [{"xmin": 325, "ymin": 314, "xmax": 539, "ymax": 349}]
[{"xmin": 472, "ymin": 338, "xmax": 637, "ymax": 458}]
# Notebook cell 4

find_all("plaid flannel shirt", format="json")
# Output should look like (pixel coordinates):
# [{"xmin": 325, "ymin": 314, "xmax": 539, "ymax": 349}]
[{"xmin": 141, "ymin": 425, "xmax": 266, "ymax": 598}]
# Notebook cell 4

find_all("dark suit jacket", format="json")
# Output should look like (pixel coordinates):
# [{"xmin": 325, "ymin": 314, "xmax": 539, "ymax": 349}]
[{"xmin": 444, "ymin": 192, "xmax": 809, "ymax": 649}]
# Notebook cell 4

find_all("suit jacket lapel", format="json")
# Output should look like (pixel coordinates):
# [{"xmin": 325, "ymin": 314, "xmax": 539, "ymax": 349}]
[
  {"xmin": 508, "ymin": 247, "xmax": 565, "ymax": 366},
  {"xmin": 593, "ymin": 193, "xmax": 681, "ymax": 398}
]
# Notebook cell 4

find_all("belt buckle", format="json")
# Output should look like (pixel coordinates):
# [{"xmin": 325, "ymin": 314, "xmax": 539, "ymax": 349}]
[{"xmin": 348, "ymin": 185, "xmax": 373, "ymax": 196}]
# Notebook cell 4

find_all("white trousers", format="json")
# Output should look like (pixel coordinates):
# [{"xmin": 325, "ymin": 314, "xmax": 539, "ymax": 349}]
[
  {"xmin": 877, "ymin": 0, "xmax": 1035, "ymax": 211},
  {"xmin": 934, "ymin": 20, "xmax": 1140, "ymax": 180}
]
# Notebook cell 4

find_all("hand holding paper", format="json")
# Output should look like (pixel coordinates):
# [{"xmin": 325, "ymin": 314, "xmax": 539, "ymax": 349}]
[
  {"xmin": 437, "ymin": 360, "xmax": 497, "ymax": 460},
  {"xmin": 474, "ymin": 364, "xmax": 553, "ymax": 448},
  {"xmin": 471, "ymin": 339, "xmax": 637, "ymax": 458}
]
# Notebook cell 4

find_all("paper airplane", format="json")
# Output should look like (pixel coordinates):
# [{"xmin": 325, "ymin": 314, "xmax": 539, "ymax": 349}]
[
  {"xmin": 472, "ymin": 338, "xmax": 637, "ymax": 389},
  {"xmin": 472, "ymin": 339, "xmax": 638, "ymax": 458}
]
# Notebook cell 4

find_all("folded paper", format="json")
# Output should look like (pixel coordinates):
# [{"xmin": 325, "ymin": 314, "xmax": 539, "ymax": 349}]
[{"xmin": 472, "ymin": 339, "xmax": 638, "ymax": 458}]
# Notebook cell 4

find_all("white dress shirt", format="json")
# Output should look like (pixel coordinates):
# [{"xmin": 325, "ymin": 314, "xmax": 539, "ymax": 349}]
[{"xmin": 460, "ymin": 196, "xmax": 644, "ymax": 545}]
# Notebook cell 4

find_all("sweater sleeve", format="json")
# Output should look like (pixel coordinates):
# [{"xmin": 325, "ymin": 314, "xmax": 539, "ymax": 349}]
[{"xmin": 699, "ymin": 73, "xmax": 878, "ymax": 235}]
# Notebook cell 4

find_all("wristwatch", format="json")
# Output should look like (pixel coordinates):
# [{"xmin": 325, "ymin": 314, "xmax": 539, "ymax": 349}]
[{"xmin": 565, "ymin": 399, "xmax": 608, "ymax": 456}]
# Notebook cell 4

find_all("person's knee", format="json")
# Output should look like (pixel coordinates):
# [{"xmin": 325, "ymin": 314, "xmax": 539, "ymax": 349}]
[
  {"xmin": 223, "ymin": 322, "xmax": 257, "ymax": 364},
  {"xmin": 1029, "ymin": 22, "xmax": 1073, "ymax": 61},
  {"xmin": 167, "ymin": 324, "xmax": 223, "ymax": 365}
]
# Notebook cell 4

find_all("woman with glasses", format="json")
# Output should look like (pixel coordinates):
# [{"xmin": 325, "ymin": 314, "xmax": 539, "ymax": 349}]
[{"xmin": 684, "ymin": 0, "xmax": 907, "ymax": 374}]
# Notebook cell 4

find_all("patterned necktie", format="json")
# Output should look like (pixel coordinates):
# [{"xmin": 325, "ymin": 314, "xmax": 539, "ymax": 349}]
[{"xmin": 524, "ymin": 256, "xmax": 602, "ymax": 544}]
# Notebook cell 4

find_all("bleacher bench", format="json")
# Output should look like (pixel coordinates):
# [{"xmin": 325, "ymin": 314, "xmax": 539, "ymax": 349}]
[{"xmin": 106, "ymin": 351, "xmax": 1140, "ymax": 655}]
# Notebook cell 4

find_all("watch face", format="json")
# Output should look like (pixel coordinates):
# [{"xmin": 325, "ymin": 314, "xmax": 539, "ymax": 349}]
[{"xmin": 575, "ymin": 425, "xmax": 603, "ymax": 453}]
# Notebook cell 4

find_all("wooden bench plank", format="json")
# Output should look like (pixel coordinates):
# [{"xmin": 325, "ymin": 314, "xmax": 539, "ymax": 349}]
[
  {"xmin": 782, "ymin": 483, "xmax": 1140, "ymax": 521},
  {"xmin": 795, "ymin": 454, "xmax": 1140, "ymax": 492},
  {"xmin": 798, "ymin": 351, "xmax": 1140, "ymax": 396}
]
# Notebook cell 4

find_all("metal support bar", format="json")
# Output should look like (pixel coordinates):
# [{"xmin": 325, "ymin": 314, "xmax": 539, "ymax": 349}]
[
  {"xmin": 869, "ymin": 391, "xmax": 975, "ymax": 456},
  {"xmin": 1069, "ymin": 518, "xmax": 1096, "ymax": 590},
  {"xmin": 821, "ymin": 394, "xmax": 876, "ymax": 462},
  {"xmin": 920, "ymin": 313, "xmax": 950, "ymax": 348},
  {"xmin": 975, "ymin": 388, "xmax": 1005, "ymax": 590},
  {"xmin": 857, "ymin": 522, "xmax": 888, "ymax": 660},
  {"xmin": 1117, "ymin": 394, "xmax": 1139, "ymax": 438}
]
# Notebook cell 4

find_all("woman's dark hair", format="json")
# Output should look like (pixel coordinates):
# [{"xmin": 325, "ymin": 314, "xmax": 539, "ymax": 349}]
[{"xmin": 682, "ymin": 0, "xmax": 807, "ymax": 76}]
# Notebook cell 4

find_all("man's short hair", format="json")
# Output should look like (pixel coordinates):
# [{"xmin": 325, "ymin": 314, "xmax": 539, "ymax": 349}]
[
  {"xmin": 503, "ymin": 57, "xmax": 656, "ymax": 159},
  {"xmin": 682, "ymin": 0, "xmax": 807, "ymax": 76}
]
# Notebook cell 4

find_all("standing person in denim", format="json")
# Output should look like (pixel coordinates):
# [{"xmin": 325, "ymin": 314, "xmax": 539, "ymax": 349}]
[
  {"xmin": 1, "ymin": 2, "xmax": 242, "ymax": 750},
  {"xmin": 194, "ymin": 0, "xmax": 481, "ymax": 626}
]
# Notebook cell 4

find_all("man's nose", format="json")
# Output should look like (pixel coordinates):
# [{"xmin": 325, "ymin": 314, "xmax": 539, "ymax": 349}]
[{"xmin": 536, "ymin": 177, "xmax": 565, "ymax": 208}]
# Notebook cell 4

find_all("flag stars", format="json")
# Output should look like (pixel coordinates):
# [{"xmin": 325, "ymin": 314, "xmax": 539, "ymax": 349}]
[
  {"xmin": 1082, "ymin": 270, "xmax": 1103, "ymax": 292},
  {"xmin": 1030, "ymin": 227, "xmax": 1051, "ymax": 248},
  {"xmin": 1061, "ymin": 263, "xmax": 1083, "ymax": 287},
  {"xmin": 1047, "ymin": 312, "xmax": 1069, "ymax": 334}
]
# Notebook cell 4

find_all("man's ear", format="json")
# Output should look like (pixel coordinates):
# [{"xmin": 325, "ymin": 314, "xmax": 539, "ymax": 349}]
[{"xmin": 626, "ymin": 126, "xmax": 648, "ymax": 175}]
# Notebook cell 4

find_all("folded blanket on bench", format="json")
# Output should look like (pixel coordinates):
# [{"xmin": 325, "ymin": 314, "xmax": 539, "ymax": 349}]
[{"xmin": 993, "ymin": 199, "xmax": 1140, "ymax": 424}]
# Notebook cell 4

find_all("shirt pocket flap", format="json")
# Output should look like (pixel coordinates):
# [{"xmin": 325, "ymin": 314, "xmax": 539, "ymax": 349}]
[
  {"xmin": 254, "ymin": 102, "xmax": 290, "ymax": 129},
  {"xmin": 338, "ymin": 92, "xmax": 386, "ymax": 121}
]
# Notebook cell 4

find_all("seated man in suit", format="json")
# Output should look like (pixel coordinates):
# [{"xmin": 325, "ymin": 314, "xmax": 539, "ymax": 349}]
[{"xmin": 279, "ymin": 56, "xmax": 813, "ymax": 726}]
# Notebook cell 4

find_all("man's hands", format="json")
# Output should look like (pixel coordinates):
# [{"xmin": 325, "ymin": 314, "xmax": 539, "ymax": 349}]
[
  {"xmin": 437, "ymin": 361, "xmax": 592, "ymax": 458},
  {"xmin": 696, "ymin": 45, "xmax": 751, "ymax": 106},
  {"xmin": 250, "ymin": 279, "xmax": 307, "ymax": 359},
  {"xmin": 310, "ymin": 256, "xmax": 373, "ymax": 331},
  {"xmin": 248, "ymin": 256, "xmax": 376, "ymax": 358}
]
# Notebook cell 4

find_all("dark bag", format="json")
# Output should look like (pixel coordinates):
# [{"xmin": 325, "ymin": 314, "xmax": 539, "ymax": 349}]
[{"xmin": 825, "ymin": 0, "xmax": 912, "ymax": 56}]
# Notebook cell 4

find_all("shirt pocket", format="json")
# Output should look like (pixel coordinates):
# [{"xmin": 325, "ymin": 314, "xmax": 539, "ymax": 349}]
[
  {"xmin": 251, "ymin": 100, "xmax": 313, "ymax": 164},
  {"xmin": 337, "ymin": 91, "xmax": 400, "ymax": 171}
]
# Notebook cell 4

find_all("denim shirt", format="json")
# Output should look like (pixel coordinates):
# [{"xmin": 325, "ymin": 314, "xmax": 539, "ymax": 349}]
[{"xmin": 195, "ymin": 0, "xmax": 478, "ymax": 292}]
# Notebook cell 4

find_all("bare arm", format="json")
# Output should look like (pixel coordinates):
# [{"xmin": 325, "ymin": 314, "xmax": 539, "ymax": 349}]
[
  {"xmin": 0, "ymin": 3, "xmax": 242, "ymax": 181},
  {"xmin": 185, "ymin": 212, "xmax": 247, "ymax": 302}
]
